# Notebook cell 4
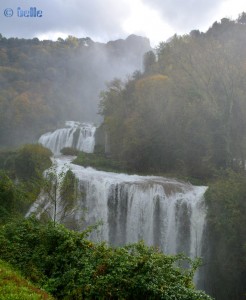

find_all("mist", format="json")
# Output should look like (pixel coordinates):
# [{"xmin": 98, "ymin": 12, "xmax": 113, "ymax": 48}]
[{"xmin": 0, "ymin": 34, "xmax": 151, "ymax": 146}]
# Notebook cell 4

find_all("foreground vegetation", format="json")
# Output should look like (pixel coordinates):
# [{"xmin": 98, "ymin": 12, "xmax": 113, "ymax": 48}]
[
  {"xmin": 0, "ymin": 259, "xmax": 53, "ymax": 300},
  {"xmin": 0, "ymin": 218, "xmax": 212, "ymax": 300}
]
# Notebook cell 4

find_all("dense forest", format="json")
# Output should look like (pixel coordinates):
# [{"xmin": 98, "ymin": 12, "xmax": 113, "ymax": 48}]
[
  {"xmin": 99, "ymin": 15, "xmax": 246, "ymax": 178},
  {"xmin": 0, "ymin": 33, "xmax": 150, "ymax": 146},
  {"xmin": 99, "ymin": 14, "xmax": 246, "ymax": 300},
  {"xmin": 0, "ymin": 13, "xmax": 246, "ymax": 300}
]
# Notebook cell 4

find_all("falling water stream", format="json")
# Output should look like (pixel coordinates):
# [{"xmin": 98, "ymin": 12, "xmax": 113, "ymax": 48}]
[{"xmin": 39, "ymin": 121, "xmax": 96, "ymax": 154}]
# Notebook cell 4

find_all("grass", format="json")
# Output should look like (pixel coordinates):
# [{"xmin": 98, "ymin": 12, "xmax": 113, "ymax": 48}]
[
  {"xmin": 72, "ymin": 152, "xmax": 208, "ymax": 185},
  {"xmin": 0, "ymin": 260, "xmax": 53, "ymax": 300}
]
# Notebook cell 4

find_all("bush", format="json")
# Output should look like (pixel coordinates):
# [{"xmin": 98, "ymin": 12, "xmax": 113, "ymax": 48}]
[
  {"xmin": 0, "ymin": 171, "xmax": 34, "ymax": 224},
  {"xmin": 0, "ymin": 144, "xmax": 52, "ymax": 181},
  {"xmin": 0, "ymin": 144, "xmax": 52, "ymax": 224},
  {"xmin": 0, "ymin": 218, "xmax": 213, "ymax": 300},
  {"xmin": 0, "ymin": 171, "xmax": 15, "ymax": 224},
  {"xmin": 14, "ymin": 144, "xmax": 52, "ymax": 181},
  {"xmin": 73, "ymin": 152, "xmax": 125, "ymax": 173},
  {"xmin": 60, "ymin": 147, "xmax": 79, "ymax": 156}
]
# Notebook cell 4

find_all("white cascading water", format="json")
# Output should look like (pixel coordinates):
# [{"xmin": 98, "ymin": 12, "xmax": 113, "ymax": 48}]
[
  {"xmin": 56, "ymin": 157, "xmax": 207, "ymax": 258},
  {"xmin": 38, "ymin": 121, "xmax": 96, "ymax": 155},
  {"xmin": 30, "ymin": 122, "xmax": 208, "ymax": 271}
]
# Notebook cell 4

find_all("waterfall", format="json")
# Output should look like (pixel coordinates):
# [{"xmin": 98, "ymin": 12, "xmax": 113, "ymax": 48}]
[
  {"xmin": 28, "ymin": 155, "xmax": 207, "ymax": 262},
  {"xmin": 30, "ymin": 120, "xmax": 209, "ymax": 282},
  {"xmin": 38, "ymin": 121, "xmax": 96, "ymax": 155}
]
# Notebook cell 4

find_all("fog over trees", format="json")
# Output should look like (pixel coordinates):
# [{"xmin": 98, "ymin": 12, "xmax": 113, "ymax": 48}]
[
  {"xmin": 100, "ymin": 15, "xmax": 246, "ymax": 178},
  {"xmin": 0, "ymin": 34, "xmax": 151, "ymax": 146}
]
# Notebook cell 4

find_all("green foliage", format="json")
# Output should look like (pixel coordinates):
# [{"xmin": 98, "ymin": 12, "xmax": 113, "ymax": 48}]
[
  {"xmin": 94, "ymin": 144, "xmax": 105, "ymax": 155},
  {"xmin": 0, "ymin": 144, "xmax": 52, "ymax": 181},
  {"xmin": 36, "ymin": 163, "xmax": 79, "ymax": 227},
  {"xmin": 0, "ymin": 170, "xmax": 34, "ymax": 224},
  {"xmin": 204, "ymin": 171, "xmax": 246, "ymax": 300},
  {"xmin": 60, "ymin": 147, "xmax": 79, "ymax": 156},
  {"xmin": 143, "ymin": 50, "xmax": 156, "ymax": 73},
  {"xmin": 99, "ymin": 16, "xmax": 246, "ymax": 179},
  {"xmin": 0, "ymin": 218, "xmax": 212, "ymax": 300},
  {"xmin": 0, "ymin": 34, "xmax": 150, "ymax": 147},
  {"xmin": 73, "ymin": 151, "xmax": 126, "ymax": 173},
  {"xmin": 14, "ymin": 144, "xmax": 52, "ymax": 181},
  {"xmin": 0, "ymin": 259, "xmax": 53, "ymax": 300},
  {"xmin": 0, "ymin": 144, "xmax": 52, "ymax": 224},
  {"xmin": 0, "ymin": 171, "xmax": 16, "ymax": 224}
]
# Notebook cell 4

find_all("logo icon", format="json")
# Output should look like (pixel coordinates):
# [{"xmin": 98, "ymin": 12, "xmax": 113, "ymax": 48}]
[{"xmin": 4, "ymin": 8, "xmax": 14, "ymax": 17}]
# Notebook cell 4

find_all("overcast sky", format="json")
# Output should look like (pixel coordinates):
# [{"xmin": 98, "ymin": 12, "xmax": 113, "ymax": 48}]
[{"xmin": 1, "ymin": 0, "xmax": 246, "ymax": 46}]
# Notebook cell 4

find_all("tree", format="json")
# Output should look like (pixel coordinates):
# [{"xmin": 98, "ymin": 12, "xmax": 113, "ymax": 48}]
[
  {"xmin": 0, "ymin": 171, "xmax": 15, "ymax": 224},
  {"xmin": 14, "ymin": 144, "xmax": 52, "ymax": 181},
  {"xmin": 237, "ymin": 12, "xmax": 246, "ymax": 24},
  {"xmin": 143, "ymin": 50, "xmax": 156, "ymax": 73},
  {"xmin": 0, "ymin": 145, "xmax": 53, "ymax": 225},
  {"xmin": 204, "ymin": 171, "xmax": 246, "ymax": 300},
  {"xmin": 32, "ymin": 163, "xmax": 79, "ymax": 227}
]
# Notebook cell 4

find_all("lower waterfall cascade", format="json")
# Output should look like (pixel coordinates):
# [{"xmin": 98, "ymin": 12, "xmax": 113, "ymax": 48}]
[{"xmin": 28, "ymin": 156, "xmax": 207, "ymax": 259}]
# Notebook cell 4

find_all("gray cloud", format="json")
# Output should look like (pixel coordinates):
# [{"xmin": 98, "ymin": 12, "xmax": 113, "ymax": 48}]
[
  {"xmin": 0, "ymin": 0, "xmax": 239, "ymax": 45},
  {"xmin": 142, "ymin": 0, "xmax": 225, "ymax": 32},
  {"xmin": 0, "ymin": 0, "xmax": 131, "ymax": 40}
]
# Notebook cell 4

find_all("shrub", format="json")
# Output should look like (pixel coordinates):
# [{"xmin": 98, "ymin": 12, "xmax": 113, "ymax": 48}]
[
  {"xmin": 73, "ymin": 152, "xmax": 125, "ymax": 173},
  {"xmin": 0, "ymin": 218, "xmax": 213, "ymax": 300},
  {"xmin": 60, "ymin": 147, "xmax": 79, "ymax": 156},
  {"xmin": 14, "ymin": 144, "xmax": 52, "ymax": 180}
]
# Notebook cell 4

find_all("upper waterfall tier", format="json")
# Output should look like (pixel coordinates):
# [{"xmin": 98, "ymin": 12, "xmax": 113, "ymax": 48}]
[{"xmin": 38, "ymin": 121, "xmax": 96, "ymax": 155}]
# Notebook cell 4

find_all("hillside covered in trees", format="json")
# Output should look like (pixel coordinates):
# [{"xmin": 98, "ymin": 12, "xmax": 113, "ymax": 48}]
[
  {"xmin": 100, "ymin": 15, "xmax": 246, "ymax": 179},
  {"xmin": 0, "ymin": 34, "xmax": 150, "ymax": 146}
]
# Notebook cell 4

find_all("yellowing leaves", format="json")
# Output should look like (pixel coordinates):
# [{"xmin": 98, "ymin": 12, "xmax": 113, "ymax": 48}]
[
  {"xmin": 12, "ymin": 92, "xmax": 48, "ymax": 126},
  {"xmin": 134, "ymin": 74, "xmax": 169, "ymax": 108},
  {"xmin": 135, "ymin": 74, "xmax": 168, "ymax": 90}
]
